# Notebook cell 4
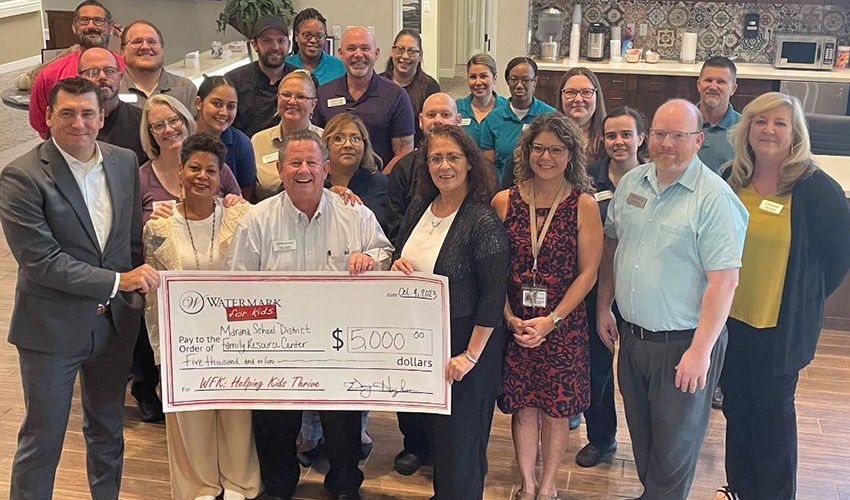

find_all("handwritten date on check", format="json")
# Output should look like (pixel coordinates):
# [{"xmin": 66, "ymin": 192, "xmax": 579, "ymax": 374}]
[{"xmin": 157, "ymin": 271, "xmax": 451, "ymax": 414}]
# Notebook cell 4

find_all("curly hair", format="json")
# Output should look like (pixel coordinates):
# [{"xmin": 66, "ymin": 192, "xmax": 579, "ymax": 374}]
[
  {"xmin": 415, "ymin": 124, "xmax": 497, "ymax": 203},
  {"xmin": 512, "ymin": 113, "xmax": 594, "ymax": 194},
  {"xmin": 180, "ymin": 132, "xmax": 227, "ymax": 168}
]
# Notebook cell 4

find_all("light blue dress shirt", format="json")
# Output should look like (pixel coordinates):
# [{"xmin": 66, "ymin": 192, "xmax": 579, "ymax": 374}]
[
  {"xmin": 479, "ymin": 97, "xmax": 556, "ymax": 179},
  {"xmin": 456, "ymin": 92, "xmax": 508, "ymax": 147},
  {"xmin": 698, "ymin": 104, "xmax": 741, "ymax": 174},
  {"xmin": 604, "ymin": 156, "xmax": 748, "ymax": 331},
  {"xmin": 285, "ymin": 51, "xmax": 346, "ymax": 85}
]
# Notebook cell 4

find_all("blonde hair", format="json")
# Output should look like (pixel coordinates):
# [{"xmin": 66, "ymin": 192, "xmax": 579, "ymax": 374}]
[
  {"xmin": 727, "ymin": 92, "xmax": 815, "ymax": 195},
  {"xmin": 140, "ymin": 94, "xmax": 196, "ymax": 159},
  {"xmin": 321, "ymin": 112, "xmax": 380, "ymax": 173},
  {"xmin": 278, "ymin": 69, "xmax": 317, "ymax": 96},
  {"xmin": 512, "ymin": 113, "xmax": 594, "ymax": 193}
]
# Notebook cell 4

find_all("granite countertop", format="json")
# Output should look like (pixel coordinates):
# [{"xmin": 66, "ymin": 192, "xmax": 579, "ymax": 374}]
[{"xmin": 536, "ymin": 58, "xmax": 850, "ymax": 83}]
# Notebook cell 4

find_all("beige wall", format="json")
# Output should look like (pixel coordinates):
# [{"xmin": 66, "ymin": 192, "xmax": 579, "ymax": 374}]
[
  {"xmin": 491, "ymin": 0, "xmax": 528, "ymax": 96},
  {"xmin": 438, "ymin": 0, "xmax": 455, "ymax": 76},
  {"xmin": 0, "ymin": 11, "xmax": 43, "ymax": 65}
]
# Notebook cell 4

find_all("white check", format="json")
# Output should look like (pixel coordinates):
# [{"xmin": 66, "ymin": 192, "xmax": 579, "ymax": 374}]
[{"xmin": 158, "ymin": 271, "xmax": 451, "ymax": 414}]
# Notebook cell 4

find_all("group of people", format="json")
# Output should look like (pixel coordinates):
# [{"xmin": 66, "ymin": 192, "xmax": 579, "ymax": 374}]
[{"xmin": 2, "ymin": 2, "xmax": 850, "ymax": 500}]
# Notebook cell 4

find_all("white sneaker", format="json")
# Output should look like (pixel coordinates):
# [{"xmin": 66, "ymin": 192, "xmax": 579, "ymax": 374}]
[{"xmin": 223, "ymin": 489, "xmax": 247, "ymax": 500}]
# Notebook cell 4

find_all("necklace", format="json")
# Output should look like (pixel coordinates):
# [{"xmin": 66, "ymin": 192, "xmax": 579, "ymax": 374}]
[{"xmin": 184, "ymin": 204, "xmax": 217, "ymax": 270}]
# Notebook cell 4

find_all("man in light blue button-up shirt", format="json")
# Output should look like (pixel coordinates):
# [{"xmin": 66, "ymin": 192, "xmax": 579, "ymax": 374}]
[{"xmin": 596, "ymin": 99, "xmax": 748, "ymax": 500}]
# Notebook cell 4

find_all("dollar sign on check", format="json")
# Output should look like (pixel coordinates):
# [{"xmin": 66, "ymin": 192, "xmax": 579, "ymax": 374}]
[{"xmin": 332, "ymin": 328, "xmax": 344, "ymax": 351}]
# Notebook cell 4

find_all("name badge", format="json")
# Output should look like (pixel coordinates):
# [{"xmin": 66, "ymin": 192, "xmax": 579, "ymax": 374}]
[
  {"xmin": 327, "ymin": 97, "xmax": 346, "ymax": 107},
  {"xmin": 118, "ymin": 93, "xmax": 138, "ymax": 103},
  {"xmin": 521, "ymin": 285, "xmax": 547, "ymax": 308},
  {"xmin": 626, "ymin": 192, "xmax": 648, "ymax": 209},
  {"xmin": 261, "ymin": 152, "xmax": 278, "ymax": 164},
  {"xmin": 594, "ymin": 190, "xmax": 614, "ymax": 202},
  {"xmin": 460, "ymin": 118, "xmax": 472, "ymax": 126},
  {"xmin": 759, "ymin": 199, "xmax": 784, "ymax": 215},
  {"xmin": 273, "ymin": 240, "xmax": 297, "ymax": 252},
  {"xmin": 522, "ymin": 123, "xmax": 531, "ymax": 131}
]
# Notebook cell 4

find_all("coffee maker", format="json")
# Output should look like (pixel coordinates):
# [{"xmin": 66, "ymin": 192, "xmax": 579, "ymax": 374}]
[
  {"xmin": 588, "ymin": 23, "xmax": 606, "ymax": 61},
  {"xmin": 537, "ymin": 7, "xmax": 567, "ymax": 61}
]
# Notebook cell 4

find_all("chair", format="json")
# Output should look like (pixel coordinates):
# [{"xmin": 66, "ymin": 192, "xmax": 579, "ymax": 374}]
[{"xmin": 806, "ymin": 113, "xmax": 850, "ymax": 156}]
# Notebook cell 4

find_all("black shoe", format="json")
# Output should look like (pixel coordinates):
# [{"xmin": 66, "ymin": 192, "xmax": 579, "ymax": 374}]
[
  {"xmin": 359, "ymin": 441, "xmax": 373, "ymax": 460},
  {"xmin": 712, "ymin": 387, "xmax": 724, "ymax": 410},
  {"xmin": 133, "ymin": 392, "xmax": 164, "ymax": 423},
  {"xmin": 575, "ymin": 441, "xmax": 617, "ymax": 467},
  {"xmin": 333, "ymin": 494, "xmax": 360, "ymax": 500},
  {"xmin": 569, "ymin": 414, "xmax": 581, "ymax": 430},
  {"xmin": 296, "ymin": 441, "xmax": 323, "ymax": 467},
  {"xmin": 394, "ymin": 450, "xmax": 423, "ymax": 475}
]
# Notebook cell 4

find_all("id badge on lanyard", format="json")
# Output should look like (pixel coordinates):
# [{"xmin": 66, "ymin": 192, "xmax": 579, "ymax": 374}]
[{"xmin": 524, "ymin": 182, "xmax": 567, "ymax": 310}]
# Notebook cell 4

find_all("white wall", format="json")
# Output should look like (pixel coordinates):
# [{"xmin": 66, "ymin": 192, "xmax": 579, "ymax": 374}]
[
  {"xmin": 420, "ymin": 0, "xmax": 438, "ymax": 78},
  {"xmin": 490, "ymin": 0, "xmax": 528, "ymax": 96}
]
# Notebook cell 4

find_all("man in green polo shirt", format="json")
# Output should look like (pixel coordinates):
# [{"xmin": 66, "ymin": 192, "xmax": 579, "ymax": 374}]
[{"xmin": 696, "ymin": 56, "xmax": 741, "ymax": 174}]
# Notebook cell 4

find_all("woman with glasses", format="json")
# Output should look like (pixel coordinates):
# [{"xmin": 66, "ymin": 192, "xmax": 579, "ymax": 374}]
[
  {"xmin": 714, "ymin": 92, "xmax": 850, "ymax": 500},
  {"xmin": 481, "ymin": 57, "xmax": 556, "ymax": 181},
  {"xmin": 575, "ymin": 106, "xmax": 647, "ymax": 468},
  {"xmin": 251, "ymin": 70, "xmax": 324, "ymax": 201},
  {"xmin": 558, "ymin": 67, "xmax": 607, "ymax": 162},
  {"xmin": 139, "ymin": 94, "xmax": 241, "ymax": 224},
  {"xmin": 392, "ymin": 124, "xmax": 509, "ymax": 500},
  {"xmin": 286, "ymin": 8, "xmax": 345, "ymax": 85},
  {"xmin": 383, "ymin": 29, "xmax": 441, "ymax": 147},
  {"xmin": 144, "ymin": 133, "xmax": 260, "ymax": 500},
  {"xmin": 457, "ymin": 53, "xmax": 507, "ymax": 147},
  {"xmin": 195, "ymin": 75, "xmax": 257, "ymax": 201},
  {"xmin": 492, "ymin": 114, "xmax": 602, "ymax": 500}
]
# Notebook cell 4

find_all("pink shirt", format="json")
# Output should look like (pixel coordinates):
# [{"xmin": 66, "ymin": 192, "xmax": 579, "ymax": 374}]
[{"xmin": 28, "ymin": 50, "xmax": 126, "ymax": 138}]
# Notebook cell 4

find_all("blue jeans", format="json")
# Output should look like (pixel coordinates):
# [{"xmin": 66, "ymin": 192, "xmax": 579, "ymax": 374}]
[{"xmin": 301, "ymin": 411, "xmax": 369, "ymax": 442}]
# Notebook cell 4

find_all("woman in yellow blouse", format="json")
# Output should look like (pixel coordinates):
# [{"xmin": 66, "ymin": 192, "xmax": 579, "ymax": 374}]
[{"xmin": 715, "ymin": 92, "xmax": 850, "ymax": 500}]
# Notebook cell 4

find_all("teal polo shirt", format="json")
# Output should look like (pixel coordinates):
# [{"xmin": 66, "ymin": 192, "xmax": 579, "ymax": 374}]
[
  {"xmin": 285, "ymin": 51, "xmax": 346, "ymax": 85},
  {"xmin": 479, "ymin": 97, "xmax": 556, "ymax": 179},
  {"xmin": 604, "ymin": 156, "xmax": 748, "ymax": 331},
  {"xmin": 698, "ymin": 104, "xmax": 741, "ymax": 174},
  {"xmin": 456, "ymin": 92, "xmax": 508, "ymax": 148}
]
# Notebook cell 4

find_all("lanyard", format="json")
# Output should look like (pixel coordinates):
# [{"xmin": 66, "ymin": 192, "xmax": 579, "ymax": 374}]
[{"xmin": 529, "ymin": 181, "xmax": 567, "ymax": 285}]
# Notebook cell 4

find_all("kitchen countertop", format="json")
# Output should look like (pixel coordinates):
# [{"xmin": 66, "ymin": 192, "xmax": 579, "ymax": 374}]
[{"xmin": 536, "ymin": 58, "xmax": 850, "ymax": 83}]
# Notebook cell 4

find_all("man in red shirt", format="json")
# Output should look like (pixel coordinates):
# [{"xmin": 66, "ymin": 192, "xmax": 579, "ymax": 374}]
[{"xmin": 28, "ymin": 0, "xmax": 124, "ymax": 138}]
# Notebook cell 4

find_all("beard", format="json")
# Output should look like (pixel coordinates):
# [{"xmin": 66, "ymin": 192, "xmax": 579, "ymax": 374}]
[
  {"xmin": 78, "ymin": 29, "xmax": 108, "ymax": 48},
  {"xmin": 258, "ymin": 50, "xmax": 285, "ymax": 69}
]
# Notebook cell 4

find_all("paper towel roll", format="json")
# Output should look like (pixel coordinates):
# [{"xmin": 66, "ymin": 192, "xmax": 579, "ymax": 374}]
[
  {"xmin": 611, "ymin": 26, "xmax": 621, "ymax": 41},
  {"xmin": 569, "ymin": 24, "xmax": 581, "ymax": 62},
  {"xmin": 680, "ymin": 32, "xmax": 697, "ymax": 64}
]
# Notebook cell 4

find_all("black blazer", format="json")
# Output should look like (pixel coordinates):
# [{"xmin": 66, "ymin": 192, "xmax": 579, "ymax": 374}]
[
  {"xmin": 725, "ymin": 168, "xmax": 850, "ymax": 374},
  {"xmin": 394, "ymin": 194, "xmax": 510, "ymax": 398}
]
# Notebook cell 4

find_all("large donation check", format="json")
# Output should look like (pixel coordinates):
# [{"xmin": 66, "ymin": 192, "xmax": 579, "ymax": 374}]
[{"xmin": 158, "ymin": 271, "xmax": 451, "ymax": 414}]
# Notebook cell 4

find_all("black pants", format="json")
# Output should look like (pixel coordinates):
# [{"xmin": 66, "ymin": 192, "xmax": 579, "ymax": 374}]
[
  {"xmin": 130, "ymin": 317, "xmax": 159, "ymax": 398},
  {"xmin": 396, "ymin": 411, "xmax": 430, "ymax": 459},
  {"xmin": 583, "ymin": 297, "xmax": 618, "ymax": 447},
  {"xmin": 721, "ymin": 318, "xmax": 798, "ymax": 500},
  {"xmin": 253, "ymin": 409, "xmax": 363, "ymax": 499},
  {"xmin": 427, "ymin": 393, "xmax": 496, "ymax": 500}
]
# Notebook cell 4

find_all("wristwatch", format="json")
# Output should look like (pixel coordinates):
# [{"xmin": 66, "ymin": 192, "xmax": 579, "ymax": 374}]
[{"xmin": 549, "ymin": 312, "xmax": 564, "ymax": 327}]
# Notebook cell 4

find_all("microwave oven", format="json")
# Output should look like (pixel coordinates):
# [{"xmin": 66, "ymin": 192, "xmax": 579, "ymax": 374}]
[{"xmin": 774, "ymin": 34, "xmax": 837, "ymax": 70}]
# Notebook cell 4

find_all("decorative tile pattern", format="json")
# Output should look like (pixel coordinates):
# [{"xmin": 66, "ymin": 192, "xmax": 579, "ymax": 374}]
[{"xmin": 528, "ymin": 1, "xmax": 850, "ymax": 64}]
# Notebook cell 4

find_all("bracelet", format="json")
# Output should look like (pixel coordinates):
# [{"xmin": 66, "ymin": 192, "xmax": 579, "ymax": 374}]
[{"xmin": 463, "ymin": 350, "xmax": 479, "ymax": 365}]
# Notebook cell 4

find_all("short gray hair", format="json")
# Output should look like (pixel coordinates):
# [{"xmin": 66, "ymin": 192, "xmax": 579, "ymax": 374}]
[
  {"xmin": 140, "ymin": 94, "xmax": 196, "ymax": 159},
  {"xmin": 278, "ymin": 128, "xmax": 328, "ymax": 164}
]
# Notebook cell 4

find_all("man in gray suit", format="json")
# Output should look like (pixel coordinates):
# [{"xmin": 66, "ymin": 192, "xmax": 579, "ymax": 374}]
[{"xmin": 0, "ymin": 77, "xmax": 159, "ymax": 500}]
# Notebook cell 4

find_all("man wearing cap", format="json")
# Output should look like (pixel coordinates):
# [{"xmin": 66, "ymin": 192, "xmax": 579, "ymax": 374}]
[{"xmin": 226, "ymin": 14, "xmax": 298, "ymax": 138}]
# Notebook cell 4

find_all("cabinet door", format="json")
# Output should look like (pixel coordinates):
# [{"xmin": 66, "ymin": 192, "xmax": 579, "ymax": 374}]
[{"xmin": 537, "ymin": 70, "xmax": 563, "ymax": 109}]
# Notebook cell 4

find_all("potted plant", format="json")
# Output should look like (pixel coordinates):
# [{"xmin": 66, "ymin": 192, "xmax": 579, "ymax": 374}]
[{"xmin": 217, "ymin": 0, "xmax": 296, "ymax": 40}]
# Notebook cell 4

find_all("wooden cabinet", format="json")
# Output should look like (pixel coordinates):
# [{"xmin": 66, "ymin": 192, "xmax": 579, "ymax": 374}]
[{"xmin": 537, "ymin": 69, "xmax": 778, "ymax": 125}]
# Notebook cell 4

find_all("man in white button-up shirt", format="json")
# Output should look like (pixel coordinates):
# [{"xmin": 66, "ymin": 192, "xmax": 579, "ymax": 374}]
[
  {"xmin": 0, "ymin": 77, "xmax": 159, "ymax": 500},
  {"xmin": 226, "ymin": 128, "xmax": 392, "ymax": 500}
]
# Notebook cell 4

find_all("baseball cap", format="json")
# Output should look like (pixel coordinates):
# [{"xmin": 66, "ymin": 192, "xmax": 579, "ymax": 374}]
[{"xmin": 252, "ymin": 15, "xmax": 289, "ymax": 39}]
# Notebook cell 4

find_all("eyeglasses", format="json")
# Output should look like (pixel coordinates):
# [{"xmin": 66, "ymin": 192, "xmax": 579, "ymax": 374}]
[
  {"xmin": 428, "ymin": 153, "xmax": 466, "ymax": 167},
  {"xmin": 126, "ymin": 37, "xmax": 161, "ymax": 48},
  {"xmin": 392, "ymin": 46, "xmax": 421, "ymax": 57},
  {"xmin": 298, "ymin": 31, "xmax": 327, "ymax": 42},
  {"xmin": 278, "ymin": 91, "xmax": 315, "ymax": 103},
  {"xmin": 149, "ymin": 115, "xmax": 185, "ymax": 134},
  {"xmin": 79, "ymin": 67, "xmax": 120, "ymax": 78},
  {"xmin": 561, "ymin": 88, "xmax": 597, "ymax": 99},
  {"xmin": 648, "ymin": 130, "xmax": 701, "ymax": 144},
  {"xmin": 530, "ymin": 143, "xmax": 569, "ymax": 158},
  {"xmin": 331, "ymin": 134, "xmax": 363, "ymax": 146},
  {"xmin": 75, "ymin": 16, "xmax": 108, "ymax": 26},
  {"xmin": 508, "ymin": 77, "xmax": 535, "ymax": 86}
]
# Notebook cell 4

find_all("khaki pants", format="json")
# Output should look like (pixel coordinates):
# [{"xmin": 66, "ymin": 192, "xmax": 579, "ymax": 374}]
[{"xmin": 166, "ymin": 409, "xmax": 261, "ymax": 500}]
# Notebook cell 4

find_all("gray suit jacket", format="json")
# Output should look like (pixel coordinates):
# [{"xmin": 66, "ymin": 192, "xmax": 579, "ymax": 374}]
[{"xmin": 0, "ymin": 139, "xmax": 144, "ymax": 353}]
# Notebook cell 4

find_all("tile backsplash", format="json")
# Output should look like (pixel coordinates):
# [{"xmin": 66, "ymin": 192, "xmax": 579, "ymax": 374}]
[{"xmin": 529, "ymin": 1, "xmax": 850, "ymax": 64}]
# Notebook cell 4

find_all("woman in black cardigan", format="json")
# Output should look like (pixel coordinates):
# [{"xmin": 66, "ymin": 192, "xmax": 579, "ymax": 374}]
[
  {"xmin": 392, "ymin": 124, "xmax": 509, "ymax": 500},
  {"xmin": 716, "ymin": 92, "xmax": 850, "ymax": 500}
]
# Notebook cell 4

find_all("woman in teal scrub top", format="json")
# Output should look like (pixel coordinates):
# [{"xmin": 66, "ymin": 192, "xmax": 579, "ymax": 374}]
[
  {"xmin": 456, "ymin": 53, "xmax": 507, "ymax": 147},
  {"xmin": 285, "ymin": 8, "xmax": 345, "ymax": 85},
  {"xmin": 480, "ymin": 56, "xmax": 556, "ymax": 180}
]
